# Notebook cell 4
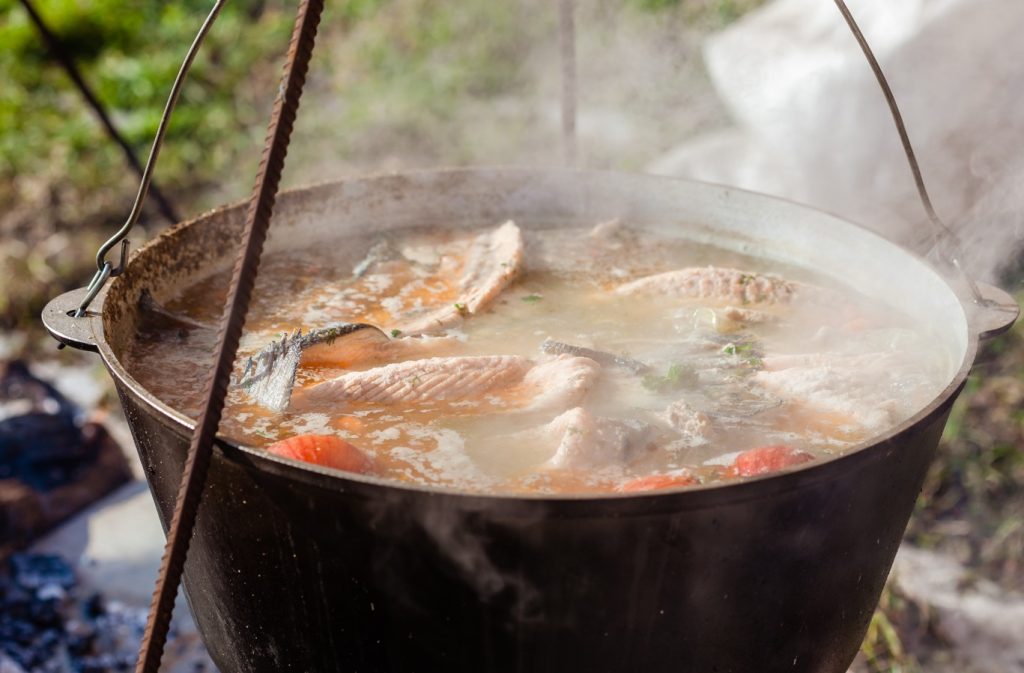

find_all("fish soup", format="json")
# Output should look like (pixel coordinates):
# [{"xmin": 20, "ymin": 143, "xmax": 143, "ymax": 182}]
[{"xmin": 127, "ymin": 219, "xmax": 955, "ymax": 494}]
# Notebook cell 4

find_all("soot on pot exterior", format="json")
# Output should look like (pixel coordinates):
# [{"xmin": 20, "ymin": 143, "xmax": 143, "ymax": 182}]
[{"xmin": 43, "ymin": 168, "xmax": 1018, "ymax": 673}]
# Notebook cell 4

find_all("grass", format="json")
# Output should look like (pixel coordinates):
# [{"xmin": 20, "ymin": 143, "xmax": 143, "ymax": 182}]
[
  {"xmin": 860, "ymin": 590, "xmax": 913, "ymax": 672},
  {"xmin": 0, "ymin": 0, "xmax": 294, "ymax": 208},
  {"xmin": 860, "ymin": 287, "xmax": 1024, "ymax": 669},
  {"xmin": 631, "ymin": 0, "xmax": 766, "ymax": 26},
  {"xmin": 908, "ymin": 294, "xmax": 1024, "ymax": 589}
]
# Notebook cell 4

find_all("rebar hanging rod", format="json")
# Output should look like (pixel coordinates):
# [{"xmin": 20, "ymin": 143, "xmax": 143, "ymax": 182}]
[
  {"xmin": 559, "ymin": 0, "xmax": 578, "ymax": 166},
  {"xmin": 133, "ymin": 0, "xmax": 324, "ymax": 671}
]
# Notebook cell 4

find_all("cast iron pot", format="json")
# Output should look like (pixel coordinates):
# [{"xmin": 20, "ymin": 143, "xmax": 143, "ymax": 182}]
[{"xmin": 44, "ymin": 168, "xmax": 1018, "ymax": 673}]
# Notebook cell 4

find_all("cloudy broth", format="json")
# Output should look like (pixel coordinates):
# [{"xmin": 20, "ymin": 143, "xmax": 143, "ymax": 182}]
[{"xmin": 127, "ymin": 220, "xmax": 954, "ymax": 494}]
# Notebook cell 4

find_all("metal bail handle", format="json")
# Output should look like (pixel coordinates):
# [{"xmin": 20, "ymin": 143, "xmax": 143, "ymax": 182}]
[
  {"xmin": 66, "ymin": 0, "xmax": 227, "ymax": 320},
  {"xmin": 832, "ymin": 0, "xmax": 991, "ymax": 307}
]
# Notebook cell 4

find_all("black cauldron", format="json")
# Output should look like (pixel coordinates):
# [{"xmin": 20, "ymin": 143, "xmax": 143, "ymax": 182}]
[{"xmin": 43, "ymin": 168, "xmax": 1019, "ymax": 673}]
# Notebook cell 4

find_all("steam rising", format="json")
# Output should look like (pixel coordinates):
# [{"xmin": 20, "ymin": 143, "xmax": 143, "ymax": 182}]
[
  {"xmin": 275, "ymin": 0, "xmax": 1022, "ymax": 283},
  {"xmin": 649, "ymin": 0, "xmax": 1024, "ymax": 284}
]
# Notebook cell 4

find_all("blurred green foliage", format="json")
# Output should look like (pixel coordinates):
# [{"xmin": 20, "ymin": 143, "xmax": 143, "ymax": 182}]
[
  {"xmin": 631, "ymin": 0, "xmax": 765, "ymax": 26},
  {"xmin": 0, "ymin": 0, "xmax": 294, "ymax": 195},
  {"xmin": 0, "ymin": 0, "xmax": 540, "ymax": 330},
  {"xmin": 314, "ymin": 0, "xmax": 528, "ymax": 163},
  {"xmin": 0, "ymin": 0, "xmax": 534, "ymax": 207}
]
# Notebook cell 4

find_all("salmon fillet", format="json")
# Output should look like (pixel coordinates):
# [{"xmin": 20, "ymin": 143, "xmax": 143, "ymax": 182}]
[
  {"xmin": 395, "ymin": 220, "xmax": 524, "ymax": 334},
  {"xmin": 753, "ymin": 353, "xmax": 911, "ymax": 434},
  {"xmin": 517, "ymin": 356, "xmax": 601, "ymax": 412},
  {"xmin": 297, "ymin": 354, "xmax": 599, "ymax": 411},
  {"xmin": 615, "ymin": 266, "xmax": 797, "ymax": 305}
]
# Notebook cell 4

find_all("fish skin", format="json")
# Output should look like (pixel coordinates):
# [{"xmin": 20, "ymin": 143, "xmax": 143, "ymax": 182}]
[
  {"xmin": 540, "ymin": 338, "xmax": 649, "ymax": 374},
  {"xmin": 396, "ymin": 220, "xmax": 524, "ymax": 334},
  {"xmin": 237, "ymin": 325, "xmax": 461, "ymax": 411},
  {"xmin": 615, "ymin": 266, "xmax": 797, "ymax": 305}
]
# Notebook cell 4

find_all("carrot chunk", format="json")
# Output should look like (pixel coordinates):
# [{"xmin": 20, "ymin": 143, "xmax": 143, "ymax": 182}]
[
  {"xmin": 726, "ymin": 445, "xmax": 814, "ymax": 478},
  {"xmin": 267, "ymin": 434, "xmax": 374, "ymax": 474},
  {"xmin": 617, "ymin": 471, "xmax": 698, "ymax": 493}
]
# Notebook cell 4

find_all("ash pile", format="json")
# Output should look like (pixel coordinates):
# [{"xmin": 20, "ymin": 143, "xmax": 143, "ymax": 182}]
[
  {"xmin": 0, "ymin": 553, "xmax": 158, "ymax": 673},
  {"xmin": 0, "ymin": 360, "xmax": 175, "ymax": 672}
]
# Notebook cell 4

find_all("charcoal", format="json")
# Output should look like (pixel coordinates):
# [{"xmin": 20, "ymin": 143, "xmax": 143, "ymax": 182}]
[
  {"xmin": 0, "ymin": 651, "xmax": 29, "ymax": 673},
  {"xmin": 0, "ymin": 361, "xmax": 92, "ymax": 490},
  {"xmin": 10, "ymin": 555, "xmax": 75, "ymax": 592},
  {"xmin": 0, "ymin": 553, "xmax": 209, "ymax": 672}
]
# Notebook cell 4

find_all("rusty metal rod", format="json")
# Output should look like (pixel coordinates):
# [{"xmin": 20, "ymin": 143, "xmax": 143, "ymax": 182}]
[
  {"xmin": 133, "ymin": 0, "xmax": 324, "ymax": 670},
  {"xmin": 16, "ymin": 0, "xmax": 181, "ymax": 225},
  {"xmin": 559, "ymin": 0, "xmax": 577, "ymax": 166},
  {"xmin": 832, "ymin": 0, "xmax": 986, "ymax": 304}
]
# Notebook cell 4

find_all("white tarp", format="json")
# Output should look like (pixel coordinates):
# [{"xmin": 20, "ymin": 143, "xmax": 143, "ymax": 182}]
[{"xmin": 649, "ymin": 0, "xmax": 1024, "ymax": 281}]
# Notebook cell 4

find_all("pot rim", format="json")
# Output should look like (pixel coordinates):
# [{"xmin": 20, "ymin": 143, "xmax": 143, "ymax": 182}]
[{"xmin": 97, "ymin": 166, "xmax": 982, "ymax": 506}]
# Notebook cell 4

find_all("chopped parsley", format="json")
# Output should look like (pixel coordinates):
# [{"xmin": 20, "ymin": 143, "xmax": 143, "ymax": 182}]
[
  {"xmin": 454, "ymin": 302, "xmax": 468, "ymax": 315},
  {"xmin": 642, "ymin": 363, "xmax": 697, "ymax": 393},
  {"xmin": 390, "ymin": 329, "xmax": 402, "ymax": 338},
  {"xmin": 521, "ymin": 294, "xmax": 543, "ymax": 303},
  {"xmin": 722, "ymin": 342, "xmax": 754, "ymax": 356},
  {"xmin": 723, "ymin": 342, "xmax": 763, "ymax": 369}
]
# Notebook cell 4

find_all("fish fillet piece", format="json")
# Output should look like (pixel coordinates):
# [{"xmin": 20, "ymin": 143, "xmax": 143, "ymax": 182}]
[
  {"xmin": 615, "ymin": 266, "xmax": 797, "ymax": 305},
  {"xmin": 297, "ymin": 354, "xmax": 599, "ymax": 411},
  {"xmin": 541, "ymin": 407, "xmax": 656, "ymax": 471},
  {"xmin": 395, "ymin": 220, "xmax": 524, "ymax": 334},
  {"xmin": 236, "ymin": 325, "xmax": 461, "ymax": 412},
  {"xmin": 721, "ymin": 305, "xmax": 776, "ymax": 324},
  {"xmin": 515, "ymin": 356, "xmax": 602, "ymax": 412},
  {"xmin": 300, "ymin": 355, "xmax": 530, "ymax": 406},
  {"xmin": 662, "ymin": 399, "xmax": 713, "ymax": 446},
  {"xmin": 753, "ymin": 352, "xmax": 918, "ymax": 434}
]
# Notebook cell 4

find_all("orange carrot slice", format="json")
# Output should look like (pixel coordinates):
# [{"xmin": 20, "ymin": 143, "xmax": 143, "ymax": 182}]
[
  {"xmin": 617, "ymin": 471, "xmax": 698, "ymax": 493},
  {"xmin": 267, "ymin": 434, "xmax": 374, "ymax": 474},
  {"xmin": 726, "ymin": 445, "xmax": 814, "ymax": 478}
]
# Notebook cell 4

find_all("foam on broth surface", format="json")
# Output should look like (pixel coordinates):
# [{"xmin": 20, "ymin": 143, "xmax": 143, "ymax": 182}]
[{"xmin": 126, "ymin": 220, "xmax": 955, "ymax": 493}]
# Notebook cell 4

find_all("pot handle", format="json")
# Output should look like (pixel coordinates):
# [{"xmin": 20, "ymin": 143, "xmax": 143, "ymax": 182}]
[
  {"xmin": 834, "ymin": 0, "xmax": 1019, "ymax": 341},
  {"xmin": 50, "ymin": 1, "xmax": 224, "ymax": 327},
  {"xmin": 42, "ymin": 288, "xmax": 102, "ymax": 352},
  {"xmin": 972, "ymin": 282, "xmax": 1019, "ymax": 341}
]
